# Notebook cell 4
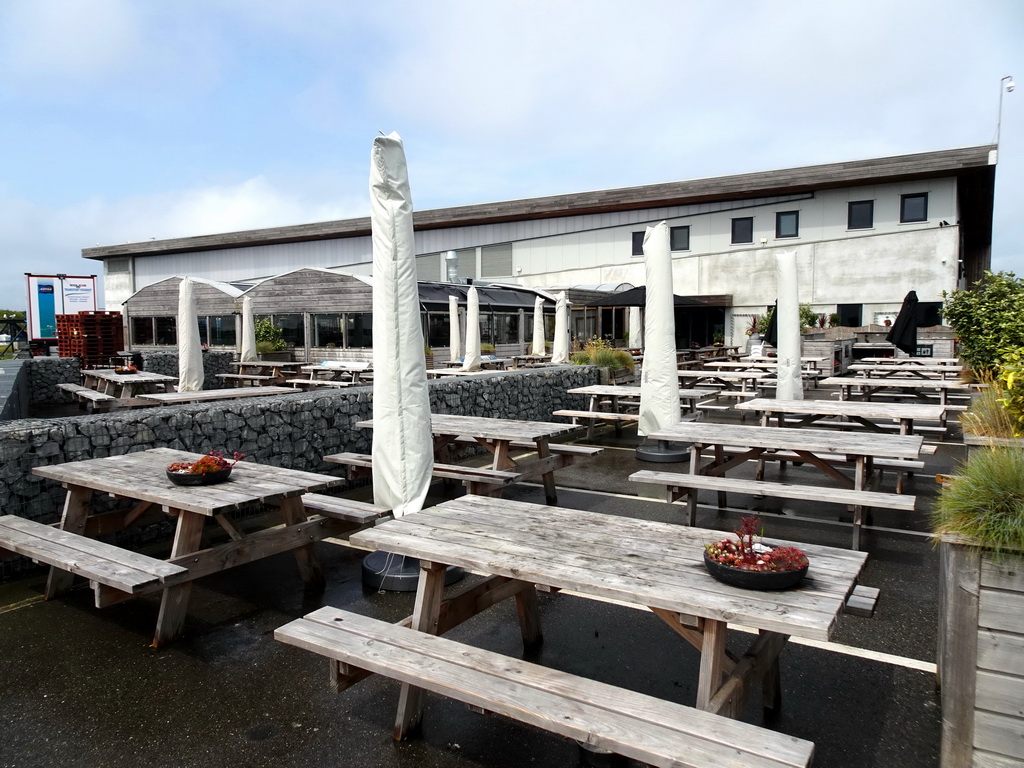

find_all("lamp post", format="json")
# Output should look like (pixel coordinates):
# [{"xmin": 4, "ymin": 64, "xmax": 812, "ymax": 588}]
[{"xmin": 996, "ymin": 74, "xmax": 1015, "ymax": 153}]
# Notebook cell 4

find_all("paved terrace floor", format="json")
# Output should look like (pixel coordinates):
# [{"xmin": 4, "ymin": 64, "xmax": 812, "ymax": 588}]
[{"xmin": 0, "ymin": 392, "xmax": 954, "ymax": 768}]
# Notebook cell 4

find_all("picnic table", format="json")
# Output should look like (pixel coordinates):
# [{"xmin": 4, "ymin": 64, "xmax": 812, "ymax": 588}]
[
  {"xmin": 820, "ymin": 376, "xmax": 972, "ymax": 406},
  {"xmin": 861, "ymin": 356, "xmax": 961, "ymax": 366},
  {"xmin": 354, "ymin": 413, "xmax": 598, "ymax": 505},
  {"xmin": 26, "ymin": 448, "xmax": 350, "ymax": 645},
  {"xmin": 443, "ymin": 356, "xmax": 512, "ymax": 369},
  {"xmin": 220, "ymin": 360, "xmax": 304, "ymax": 386},
  {"xmin": 137, "ymin": 386, "xmax": 295, "ymax": 405},
  {"xmin": 676, "ymin": 369, "xmax": 769, "ymax": 399},
  {"xmin": 80, "ymin": 368, "xmax": 178, "ymax": 398},
  {"xmin": 847, "ymin": 363, "xmax": 963, "ymax": 379},
  {"xmin": 632, "ymin": 421, "xmax": 923, "ymax": 548},
  {"xmin": 342, "ymin": 495, "xmax": 866, "ymax": 732},
  {"xmin": 557, "ymin": 384, "xmax": 718, "ymax": 438},
  {"xmin": 288, "ymin": 361, "xmax": 372, "ymax": 388},
  {"xmin": 734, "ymin": 397, "xmax": 947, "ymax": 435}
]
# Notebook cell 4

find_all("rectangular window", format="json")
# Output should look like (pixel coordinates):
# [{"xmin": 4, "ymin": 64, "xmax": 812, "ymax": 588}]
[
  {"xmin": 669, "ymin": 225, "xmax": 690, "ymax": 251},
  {"xmin": 491, "ymin": 313, "xmax": 519, "ymax": 345},
  {"xmin": 900, "ymin": 193, "xmax": 928, "ymax": 223},
  {"xmin": 130, "ymin": 317, "xmax": 154, "ymax": 345},
  {"xmin": 848, "ymin": 200, "xmax": 874, "ymax": 229},
  {"xmin": 313, "ymin": 314, "xmax": 344, "ymax": 347},
  {"xmin": 631, "ymin": 231, "xmax": 645, "ymax": 256},
  {"xmin": 208, "ymin": 315, "xmax": 236, "ymax": 347},
  {"xmin": 274, "ymin": 314, "xmax": 304, "ymax": 348},
  {"xmin": 426, "ymin": 312, "xmax": 450, "ymax": 349},
  {"xmin": 775, "ymin": 211, "xmax": 799, "ymax": 239},
  {"xmin": 347, "ymin": 313, "xmax": 373, "ymax": 348},
  {"xmin": 731, "ymin": 217, "xmax": 753, "ymax": 244},
  {"xmin": 480, "ymin": 243, "xmax": 513, "ymax": 277},
  {"xmin": 836, "ymin": 304, "xmax": 862, "ymax": 327}
]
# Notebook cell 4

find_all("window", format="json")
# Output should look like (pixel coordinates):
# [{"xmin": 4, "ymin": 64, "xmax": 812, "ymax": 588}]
[
  {"xmin": 670, "ymin": 225, "xmax": 690, "ymax": 251},
  {"xmin": 836, "ymin": 304, "xmax": 862, "ymax": 327},
  {"xmin": 848, "ymin": 200, "xmax": 874, "ymax": 229},
  {"xmin": 347, "ymin": 313, "xmax": 373, "ymax": 348},
  {"xmin": 274, "ymin": 314, "xmax": 304, "ymax": 347},
  {"xmin": 775, "ymin": 211, "xmax": 799, "ymax": 239},
  {"xmin": 900, "ymin": 193, "xmax": 928, "ymax": 223},
  {"xmin": 207, "ymin": 315, "xmax": 236, "ymax": 347},
  {"xmin": 426, "ymin": 312, "xmax": 451, "ymax": 348},
  {"xmin": 631, "ymin": 231, "xmax": 645, "ymax": 256},
  {"xmin": 731, "ymin": 217, "xmax": 753, "ymax": 244},
  {"xmin": 313, "ymin": 314, "xmax": 344, "ymax": 347},
  {"xmin": 492, "ymin": 313, "xmax": 519, "ymax": 345},
  {"xmin": 130, "ymin": 317, "xmax": 154, "ymax": 345},
  {"xmin": 154, "ymin": 317, "xmax": 176, "ymax": 345}
]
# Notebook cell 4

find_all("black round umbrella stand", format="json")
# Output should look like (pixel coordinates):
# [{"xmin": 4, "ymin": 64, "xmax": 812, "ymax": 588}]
[
  {"xmin": 361, "ymin": 550, "xmax": 464, "ymax": 592},
  {"xmin": 635, "ymin": 439, "xmax": 691, "ymax": 463}
]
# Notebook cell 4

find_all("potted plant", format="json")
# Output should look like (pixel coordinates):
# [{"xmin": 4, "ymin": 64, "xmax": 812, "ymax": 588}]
[
  {"xmin": 933, "ymin": 446, "xmax": 1024, "ymax": 767},
  {"xmin": 254, "ymin": 318, "xmax": 289, "ymax": 361},
  {"xmin": 570, "ymin": 337, "xmax": 635, "ymax": 383},
  {"xmin": 166, "ymin": 450, "xmax": 245, "ymax": 486},
  {"xmin": 703, "ymin": 515, "xmax": 809, "ymax": 590}
]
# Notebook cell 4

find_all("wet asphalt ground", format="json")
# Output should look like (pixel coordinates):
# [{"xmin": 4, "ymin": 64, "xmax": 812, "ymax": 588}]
[{"xmin": 0, "ymin": 396, "xmax": 958, "ymax": 768}]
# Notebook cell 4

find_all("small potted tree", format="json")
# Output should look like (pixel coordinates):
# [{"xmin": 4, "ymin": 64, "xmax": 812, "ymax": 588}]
[{"xmin": 254, "ymin": 318, "xmax": 289, "ymax": 362}]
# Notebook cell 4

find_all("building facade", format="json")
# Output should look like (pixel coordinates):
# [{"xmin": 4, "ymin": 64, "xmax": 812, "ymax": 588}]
[{"xmin": 84, "ymin": 145, "xmax": 996, "ymax": 348}]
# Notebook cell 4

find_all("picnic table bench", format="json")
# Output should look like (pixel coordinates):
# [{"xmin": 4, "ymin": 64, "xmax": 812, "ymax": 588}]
[
  {"xmin": 276, "ymin": 607, "xmax": 815, "ymax": 768},
  {"xmin": 58, "ymin": 382, "xmax": 119, "ymax": 408},
  {"xmin": 324, "ymin": 451, "xmax": 521, "ymax": 497},
  {"xmin": 217, "ymin": 372, "xmax": 277, "ymax": 386},
  {"xmin": 557, "ymin": 385, "xmax": 716, "ymax": 438},
  {"xmin": 137, "ymin": 386, "xmax": 295, "ymax": 405}
]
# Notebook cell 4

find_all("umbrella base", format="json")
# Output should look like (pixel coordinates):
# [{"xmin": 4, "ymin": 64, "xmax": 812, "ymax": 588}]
[
  {"xmin": 635, "ymin": 439, "xmax": 691, "ymax": 463},
  {"xmin": 361, "ymin": 550, "xmax": 464, "ymax": 592}
]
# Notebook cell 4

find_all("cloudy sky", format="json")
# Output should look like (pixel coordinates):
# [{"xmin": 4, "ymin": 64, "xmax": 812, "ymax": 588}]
[{"xmin": 1, "ymin": 0, "xmax": 1022, "ymax": 310}]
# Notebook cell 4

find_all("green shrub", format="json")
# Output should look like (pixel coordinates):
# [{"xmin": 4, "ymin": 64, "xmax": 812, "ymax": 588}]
[
  {"xmin": 570, "ymin": 340, "xmax": 635, "ymax": 371},
  {"xmin": 799, "ymin": 303, "xmax": 819, "ymax": 328},
  {"xmin": 961, "ymin": 377, "xmax": 1017, "ymax": 438},
  {"xmin": 944, "ymin": 271, "xmax": 1024, "ymax": 376},
  {"xmin": 253, "ymin": 317, "xmax": 285, "ymax": 351},
  {"xmin": 933, "ymin": 448, "xmax": 1024, "ymax": 554},
  {"xmin": 997, "ymin": 347, "xmax": 1024, "ymax": 437}
]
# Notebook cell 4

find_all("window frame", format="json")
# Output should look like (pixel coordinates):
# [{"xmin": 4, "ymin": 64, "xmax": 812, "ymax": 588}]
[
  {"xmin": 775, "ymin": 211, "xmax": 799, "ymax": 239},
  {"xmin": 848, "ymin": 200, "xmax": 874, "ymax": 230},
  {"xmin": 900, "ymin": 193, "xmax": 928, "ymax": 223},
  {"xmin": 631, "ymin": 231, "xmax": 645, "ymax": 256},
  {"xmin": 669, "ymin": 225, "xmax": 690, "ymax": 251},
  {"xmin": 731, "ymin": 217, "xmax": 754, "ymax": 245}
]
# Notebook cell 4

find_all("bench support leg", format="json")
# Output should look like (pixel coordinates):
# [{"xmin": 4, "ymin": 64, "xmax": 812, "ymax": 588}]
[
  {"xmin": 535, "ymin": 439, "xmax": 558, "ymax": 506},
  {"xmin": 514, "ymin": 584, "xmax": 543, "ymax": 651},
  {"xmin": 45, "ymin": 486, "xmax": 93, "ymax": 599},
  {"xmin": 696, "ymin": 618, "xmax": 728, "ymax": 711},
  {"xmin": 279, "ymin": 496, "xmax": 326, "ymax": 592},
  {"xmin": 394, "ymin": 560, "xmax": 447, "ymax": 740},
  {"xmin": 153, "ymin": 509, "xmax": 206, "ymax": 647}
]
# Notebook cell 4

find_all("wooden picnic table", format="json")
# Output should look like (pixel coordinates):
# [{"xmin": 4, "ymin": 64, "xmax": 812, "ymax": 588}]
[
  {"xmin": 81, "ymin": 368, "xmax": 178, "ymax": 398},
  {"xmin": 637, "ymin": 421, "xmax": 923, "ymax": 548},
  {"xmin": 356, "ymin": 413, "xmax": 595, "ymax": 505},
  {"xmin": 137, "ymin": 386, "xmax": 295, "ymax": 404},
  {"xmin": 30, "ymin": 448, "xmax": 345, "ymax": 646},
  {"xmin": 443, "ymin": 356, "xmax": 512, "ymax": 369},
  {"xmin": 560, "ymin": 384, "xmax": 717, "ymax": 438},
  {"xmin": 221, "ymin": 360, "xmax": 304, "ymax": 387},
  {"xmin": 676, "ymin": 368, "xmax": 769, "ymax": 394},
  {"xmin": 820, "ymin": 376, "xmax": 972, "ymax": 406},
  {"xmin": 861, "ymin": 356, "xmax": 961, "ymax": 366},
  {"xmin": 734, "ymin": 397, "xmax": 947, "ymax": 435},
  {"xmin": 847, "ymin": 363, "xmax": 963, "ymax": 379},
  {"xmin": 289, "ymin": 361, "xmax": 372, "ymax": 387},
  {"xmin": 347, "ymin": 495, "xmax": 867, "ymax": 730}
]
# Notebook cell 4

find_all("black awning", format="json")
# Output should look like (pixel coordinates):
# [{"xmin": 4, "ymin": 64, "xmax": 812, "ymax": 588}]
[
  {"xmin": 594, "ymin": 286, "xmax": 707, "ymax": 307},
  {"xmin": 417, "ymin": 282, "xmax": 550, "ymax": 312}
]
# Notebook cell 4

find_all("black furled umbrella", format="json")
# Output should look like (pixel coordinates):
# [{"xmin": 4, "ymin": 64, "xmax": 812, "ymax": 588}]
[
  {"xmin": 886, "ymin": 290, "xmax": 919, "ymax": 355},
  {"xmin": 763, "ymin": 301, "xmax": 779, "ymax": 348}
]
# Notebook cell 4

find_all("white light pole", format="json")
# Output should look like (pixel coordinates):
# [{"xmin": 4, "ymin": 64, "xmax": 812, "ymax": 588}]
[{"xmin": 996, "ymin": 74, "xmax": 1015, "ymax": 153}]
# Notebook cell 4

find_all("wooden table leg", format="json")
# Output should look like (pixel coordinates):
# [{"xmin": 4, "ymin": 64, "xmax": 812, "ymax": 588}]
[
  {"xmin": 394, "ymin": 560, "xmax": 448, "ymax": 740},
  {"xmin": 153, "ymin": 509, "xmax": 206, "ymax": 647},
  {"xmin": 696, "ymin": 618, "xmax": 728, "ymax": 711},
  {"xmin": 278, "ymin": 496, "xmax": 325, "ymax": 592},
  {"xmin": 535, "ymin": 438, "xmax": 558, "ymax": 505},
  {"xmin": 45, "ymin": 485, "xmax": 93, "ymax": 599},
  {"xmin": 514, "ymin": 582, "xmax": 543, "ymax": 651}
]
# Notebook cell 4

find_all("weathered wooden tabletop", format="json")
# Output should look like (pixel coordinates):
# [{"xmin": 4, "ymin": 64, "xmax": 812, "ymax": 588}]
[
  {"xmin": 84, "ymin": 369, "xmax": 178, "ymax": 385},
  {"xmin": 735, "ymin": 397, "xmax": 946, "ymax": 422},
  {"xmin": 566, "ymin": 385, "xmax": 719, "ymax": 400},
  {"xmin": 644, "ymin": 421, "xmax": 924, "ymax": 459},
  {"xmin": 32, "ymin": 447, "xmax": 341, "ymax": 515},
  {"xmin": 357, "ymin": 413, "xmax": 578, "ymax": 442},
  {"xmin": 138, "ymin": 386, "xmax": 295, "ymax": 404},
  {"xmin": 350, "ymin": 495, "xmax": 867, "ymax": 641},
  {"xmin": 820, "ymin": 376, "xmax": 970, "ymax": 391}
]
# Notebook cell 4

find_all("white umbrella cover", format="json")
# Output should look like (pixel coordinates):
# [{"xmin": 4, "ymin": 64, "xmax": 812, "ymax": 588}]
[
  {"xmin": 177, "ymin": 277, "xmax": 204, "ymax": 393},
  {"xmin": 775, "ymin": 249, "xmax": 804, "ymax": 401},
  {"xmin": 461, "ymin": 287, "xmax": 482, "ymax": 371},
  {"xmin": 370, "ymin": 132, "xmax": 433, "ymax": 518},
  {"xmin": 239, "ymin": 295, "xmax": 257, "ymax": 363},
  {"xmin": 639, "ymin": 222, "xmax": 681, "ymax": 436},
  {"xmin": 628, "ymin": 305, "xmax": 643, "ymax": 350},
  {"xmin": 448, "ymin": 294, "xmax": 461, "ymax": 364},
  {"xmin": 550, "ymin": 291, "xmax": 569, "ymax": 364},
  {"xmin": 531, "ymin": 295, "xmax": 546, "ymax": 356}
]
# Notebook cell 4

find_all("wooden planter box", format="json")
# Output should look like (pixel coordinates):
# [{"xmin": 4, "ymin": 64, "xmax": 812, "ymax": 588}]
[
  {"xmin": 938, "ymin": 536, "xmax": 1024, "ymax": 766},
  {"xmin": 963, "ymin": 433, "xmax": 1024, "ymax": 460}
]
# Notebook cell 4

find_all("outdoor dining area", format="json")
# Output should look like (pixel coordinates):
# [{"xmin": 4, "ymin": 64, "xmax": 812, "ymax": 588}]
[{"xmin": 1, "ymin": 134, "xmax": 1015, "ymax": 768}]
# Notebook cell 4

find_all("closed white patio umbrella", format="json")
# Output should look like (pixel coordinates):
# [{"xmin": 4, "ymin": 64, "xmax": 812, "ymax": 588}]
[
  {"xmin": 239, "ymin": 296, "xmax": 257, "ymax": 363},
  {"xmin": 448, "ymin": 294, "xmax": 461, "ymax": 364},
  {"xmin": 775, "ymin": 250, "xmax": 804, "ymax": 401},
  {"xmin": 531, "ymin": 295, "xmax": 546, "ymax": 356},
  {"xmin": 628, "ymin": 305, "xmax": 643, "ymax": 351},
  {"xmin": 177, "ymin": 277, "xmax": 204, "ymax": 393},
  {"xmin": 550, "ymin": 292, "xmax": 569, "ymax": 364},
  {"xmin": 461, "ymin": 287, "xmax": 482, "ymax": 371},
  {"xmin": 637, "ymin": 222, "xmax": 686, "ymax": 462}
]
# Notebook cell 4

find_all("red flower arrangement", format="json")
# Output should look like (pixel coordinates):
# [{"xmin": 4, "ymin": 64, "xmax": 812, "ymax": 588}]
[
  {"xmin": 704, "ymin": 515, "xmax": 808, "ymax": 573},
  {"xmin": 167, "ymin": 450, "xmax": 245, "ymax": 475}
]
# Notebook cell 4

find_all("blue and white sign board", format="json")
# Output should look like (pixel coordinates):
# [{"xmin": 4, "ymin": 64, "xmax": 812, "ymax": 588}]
[{"xmin": 26, "ymin": 274, "xmax": 97, "ymax": 341}]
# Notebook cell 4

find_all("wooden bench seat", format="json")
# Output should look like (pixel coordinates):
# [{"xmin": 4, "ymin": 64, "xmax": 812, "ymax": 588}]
[
  {"xmin": 0, "ymin": 514, "xmax": 187, "ymax": 597},
  {"xmin": 285, "ymin": 378, "xmax": 356, "ymax": 388},
  {"xmin": 275, "ymin": 608, "xmax": 815, "ymax": 768},
  {"xmin": 217, "ymin": 373, "xmax": 275, "ymax": 383},
  {"xmin": 58, "ymin": 382, "xmax": 117, "ymax": 402},
  {"xmin": 326, "ymin": 452, "xmax": 521, "ymax": 496},
  {"xmin": 300, "ymin": 493, "xmax": 390, "ymax": 525},
  {"xmin": 779, "ymin": 416, "xmax": 948, "ymax": 436},
  {"xmin": 629, "ymin": 470, "xmax": 915, "ymax": 549},
  {"xmin": 552, "ymin": 409, "xmax": 640, "ymax": 423},
  {"xmin": 449, "ymin": 436, "xmax": 603, "ymax": 459}
]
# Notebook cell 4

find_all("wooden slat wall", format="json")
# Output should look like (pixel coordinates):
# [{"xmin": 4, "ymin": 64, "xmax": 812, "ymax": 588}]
[
  {"xmin": 973, "ymin": 556, "xmax": 1024, "ymax": 762},
  {"xmin": 124, "ymin": 277, "xmax": 240, "ymax": 316},
  {"xmin": 245, "ymin": 270, "xmax": 372, "ymax": 314}
]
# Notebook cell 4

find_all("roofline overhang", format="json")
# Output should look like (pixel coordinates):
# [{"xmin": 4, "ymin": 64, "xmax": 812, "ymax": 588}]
[{"xmin": 83, "ymin": 144, "xmax": 996, "ymax": 261}]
